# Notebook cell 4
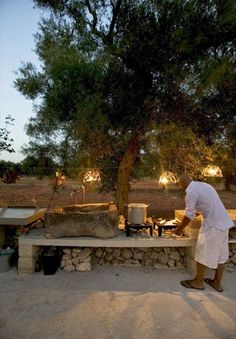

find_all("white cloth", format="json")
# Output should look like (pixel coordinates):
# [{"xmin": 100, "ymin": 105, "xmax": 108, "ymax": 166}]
[
  {"xmin": 185, "ymin": 181, "xmax": 234, "ymax": 231},
  {"xmin": 195, "ymin": 227, "xmax": 229, "ymax": 269}
]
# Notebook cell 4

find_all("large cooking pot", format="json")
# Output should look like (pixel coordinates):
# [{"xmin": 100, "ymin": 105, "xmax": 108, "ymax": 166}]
[{"xmin": 127, "ymin": 203, "xmax": 149, "ymax": 224}]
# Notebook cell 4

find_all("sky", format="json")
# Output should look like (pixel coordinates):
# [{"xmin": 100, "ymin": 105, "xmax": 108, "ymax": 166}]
[{"xmin": 0, "ymin": 0, "xmax": 46, "ymax": 163}]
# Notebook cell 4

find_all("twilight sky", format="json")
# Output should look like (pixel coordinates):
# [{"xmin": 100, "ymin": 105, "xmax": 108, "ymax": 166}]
[{"xmin": 0, "ymin": 0, "xmax": 45, "ymax": 163}]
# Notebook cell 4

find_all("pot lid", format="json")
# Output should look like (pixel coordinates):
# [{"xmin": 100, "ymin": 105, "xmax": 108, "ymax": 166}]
[{"xmin": 128, "ymin": 203, "xmax": 149, "ymax": 208}]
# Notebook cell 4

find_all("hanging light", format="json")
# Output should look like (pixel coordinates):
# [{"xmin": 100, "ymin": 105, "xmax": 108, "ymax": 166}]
[
  {"xmin": 55, "ymin": 169, "xmax": 65, "ymax": 186},
  {"xmin": 202, "ymin": 165, "xmax": 223, "ymax": 177},
  {"xmin": 83, "ymin": 170, "xmax": 101, "ymax": 183},
  {"xmin": 159, "ymin": 171, "xmax": 177, "ymax": 185}
]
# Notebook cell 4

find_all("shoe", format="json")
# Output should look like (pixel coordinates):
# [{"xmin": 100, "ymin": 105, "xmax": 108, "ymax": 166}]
[
  {"xmin": 204, "ymin": 278, "xmax": 223, "ymax": 292},
  {"xmin": 180, "ymin": 280, "xmax": 204, "ymax": 290}
]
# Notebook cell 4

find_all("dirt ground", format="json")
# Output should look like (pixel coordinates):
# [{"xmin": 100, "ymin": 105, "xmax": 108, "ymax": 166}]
[
  {"xmin": 0, "ymin": 266, "xmax": 236, "ymax": 339},
  {"xmin": 0, "ymin": 176, "xmax": 236, "ymax": 219}
]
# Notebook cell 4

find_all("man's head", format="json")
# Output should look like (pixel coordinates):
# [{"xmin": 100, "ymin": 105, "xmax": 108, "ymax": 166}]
[{"xmin": 178, "ymin": 174, "xmax": 192, "ymax": 190}]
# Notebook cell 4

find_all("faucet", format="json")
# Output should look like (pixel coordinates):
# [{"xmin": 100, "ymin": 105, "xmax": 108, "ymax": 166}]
[{"xmin": 71, "ymin": 184, "xmax": 86, "ymax": 204}]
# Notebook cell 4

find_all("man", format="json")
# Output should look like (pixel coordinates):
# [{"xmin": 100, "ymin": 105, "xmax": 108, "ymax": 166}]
[{"xmin": 174, "ymin": 174, "xmax": 234, "ymax": 292}]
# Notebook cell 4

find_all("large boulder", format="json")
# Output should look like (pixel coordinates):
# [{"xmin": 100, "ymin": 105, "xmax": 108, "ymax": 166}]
[{"xmin": 44, "ymin": 202, "xmax": 119, "ymax": 238}]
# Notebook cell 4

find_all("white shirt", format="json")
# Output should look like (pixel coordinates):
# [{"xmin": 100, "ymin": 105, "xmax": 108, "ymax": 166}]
[{"xmin": 185, "ymin": 181, "xmax": 234, "ymax": 231}]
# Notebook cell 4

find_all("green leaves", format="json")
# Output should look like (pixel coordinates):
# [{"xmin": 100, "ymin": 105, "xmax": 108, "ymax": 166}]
[{"xmin": 0, "ymin": 115, "xmax": 15, "ymax": 154}]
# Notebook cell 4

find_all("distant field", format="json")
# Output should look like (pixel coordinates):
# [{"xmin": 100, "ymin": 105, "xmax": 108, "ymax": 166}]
[{"xmin": 0, "ymin": 176, "xmax": 235, "ymax": 219}]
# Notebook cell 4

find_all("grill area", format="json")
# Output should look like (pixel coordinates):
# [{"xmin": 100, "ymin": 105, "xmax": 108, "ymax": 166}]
[
  {"xmin": 125, "ymin": 219, "xmax": 154, "ymax": 237},
  {"xmin": 125, "ymin": 218, "xmax": 179, "ymax": 237}
]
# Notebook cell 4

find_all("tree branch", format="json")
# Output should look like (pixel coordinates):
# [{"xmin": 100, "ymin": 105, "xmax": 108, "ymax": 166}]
[{"xmin": 107, "ymin": 0, "xmax": 123, "ymax": 43}]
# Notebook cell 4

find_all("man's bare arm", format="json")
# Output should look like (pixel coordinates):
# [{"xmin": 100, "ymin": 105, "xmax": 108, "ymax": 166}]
[{"xmin": 174, "ymin": 216, "xmax": 191, "ymax": 235}]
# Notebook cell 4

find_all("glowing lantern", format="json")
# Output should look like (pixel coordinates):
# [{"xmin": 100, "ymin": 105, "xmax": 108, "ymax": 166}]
[
  {"xmin": 55, "ymin": 170, "xmax": 65, "ymax": 186},
  {"xmin": 159, "ymin": 171, "xmax": 177, "ymax": 186},
  {"xmin": 83, "ymin": 170, "xmax": 101, "ymax": 183},
  {"xmin": 202, "ymin": 165, "xmax": 223, "ymax": 177}
]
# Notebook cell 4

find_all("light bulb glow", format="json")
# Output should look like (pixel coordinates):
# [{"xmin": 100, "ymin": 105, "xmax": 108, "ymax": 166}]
[{"xmin": 202, "ymin": 165, "xmax": 223, "ymax": 177}]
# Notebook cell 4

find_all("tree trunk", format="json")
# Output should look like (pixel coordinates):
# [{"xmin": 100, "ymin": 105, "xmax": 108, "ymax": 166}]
[{"xmin": 115, "ymin": 131, "xmax": 142, "ymax": 216}]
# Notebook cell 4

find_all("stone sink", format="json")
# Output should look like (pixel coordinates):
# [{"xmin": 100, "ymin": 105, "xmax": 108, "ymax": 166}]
[{"xmin": 45, "ymin": 202, "xmax": 119, "ymax": 239}]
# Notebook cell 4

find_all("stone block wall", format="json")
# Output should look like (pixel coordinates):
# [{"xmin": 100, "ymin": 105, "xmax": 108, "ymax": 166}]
[
  {"xmin": 227, "ymin": 243, "xmax": 236, "ymax": 271},
  {"xmin": 60, "ymin": 244, "xmax": 236, "ymax": 273},
  {"xmin": 61, "ymin": 247, "xmax": 187, "ymax": 271}
]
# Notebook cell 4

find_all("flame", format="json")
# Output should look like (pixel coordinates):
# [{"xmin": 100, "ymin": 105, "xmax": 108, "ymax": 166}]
[{"xmin": 202, "ymin": 165, "xmax": 223, "ymax": 177}]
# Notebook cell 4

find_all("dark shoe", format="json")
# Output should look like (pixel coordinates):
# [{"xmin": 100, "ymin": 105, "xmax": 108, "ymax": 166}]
[
  {"xmin": 180, "ymin": 280, "xmax": 205, "ymax": 290},
  {"xmin": 204, "ymin": 278, "xmax": 223, "ymax": 292}
]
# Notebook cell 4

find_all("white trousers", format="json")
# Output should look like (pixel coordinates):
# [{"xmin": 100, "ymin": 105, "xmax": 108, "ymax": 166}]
[{"xmin": 195, "ymin": 227, "xmax": 229, "ymax": 269}]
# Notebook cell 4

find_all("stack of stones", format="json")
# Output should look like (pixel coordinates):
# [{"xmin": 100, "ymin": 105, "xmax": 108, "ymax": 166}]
[
  {"xmin": 60, "ymin": 244, "xmax": 236, "ymax": 272},
  {"xmin": 60, "ymin": 247, "xmax": 187, "ymax": 271},
  {"xmin": 226, "ymin": 243, "xmax": 236, "ymax": 271},
  {"xmin": 61, "ymin": 248, "xmax": 92, "ymax": 272}
]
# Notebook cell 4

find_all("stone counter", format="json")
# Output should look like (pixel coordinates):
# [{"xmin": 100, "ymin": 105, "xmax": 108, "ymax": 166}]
[
  {"xmin": 18, "ymin": 228, "xmax": 195, "ymax": 274},
  {"xmin": 17, "ymin": 209, "xmax": 236, "ymax": 275}
]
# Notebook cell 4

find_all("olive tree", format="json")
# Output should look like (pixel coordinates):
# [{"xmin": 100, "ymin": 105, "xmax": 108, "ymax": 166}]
[{"xmin": 15, "ymin": 0, "xmax": 236, "ymax": 214}]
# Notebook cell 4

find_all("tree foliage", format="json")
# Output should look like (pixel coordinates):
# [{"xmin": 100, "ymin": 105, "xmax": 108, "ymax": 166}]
[
  {"xmin": 143, "ymin": 123, "xmax": 215, "ymax": 180},
  {"xmin": 15, "ymin": 0, "xmax": 236, "ymax": 213},
  {"xmin": 0, "ymin": 115, "xmax": 15, "ymax": 154}
]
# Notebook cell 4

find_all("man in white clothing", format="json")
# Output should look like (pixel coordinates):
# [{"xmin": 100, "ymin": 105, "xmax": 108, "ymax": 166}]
[{"xmin": 174, "ymin": 174, "xmax": 234, "ymax": 292}]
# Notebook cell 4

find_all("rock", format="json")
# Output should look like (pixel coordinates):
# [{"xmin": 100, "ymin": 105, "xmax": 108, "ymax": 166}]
[
  {"xmin": 94, "ymin": 248, "xmax": 103, "ymax": 258},
  {"xmin": 178, "ymin": 248, "xmax": 186, "ymax": 256},
  {"xmin": 78, "ymin": 248, "xmax": 92, "ymax": 261},
  {"xmin": 105, "ymin": 253, "xmax": 113, "ymax": 262},
  {"xmin": 164, "ymin": 248, "xmax": 171, "ymax": 254},
  {"xmin": 72, "ymin": 249, "xmax": 82, "ymax": 257},
  {"xmin": 121, "ymin": 248, "xmax": 133, "ymax": 259},
  {"xmin": 157, "ymin": 253, "xmax": 169, "ymax": 264},
  {"xmin": 168, "ymin": 259, "xmax": 175, "ymax": 267},
  {"xmin": 44, "ymin": 203, "xmax": 120, "ymax": 238},
  {"xmin": 176, "ymin": 262, "xmax": 184, "ymax": 268},
  {"xmin": 76, "ymin": 262, "xmax": 92, "ymax": 271},
  {"xmin": 113, "ymin": 249, "xmax": 121, "ymax": 258},
  {"xmin": 81, "ymin": 256, "xmax": 91, "ymax": 263},
  {"xmin": 72, "ymin": 257, "xmax": 79, "ymax": 265},
  {"xmin": 63, "ymin": 249, "xmax": 72, "ymax": 255},
  {"xmin": 62, "ymin": 254, "xmax": 71, "ymax": 261},
  {"xmin": 150, "ymin": 252, "xmax": 159, "ymax": 260},
  {"xmin": 64, "ymin": 265, "xmax": 75, "ymax": 272},
  {"xmin": 65, "ymin": 259, "xmax": 73, "ymax": 266},
  {"xmin": 170, "ymin": 251, "xmax": 180, "ymax": 261},
  {"xmin": 143, "ymin": 259, "xmax": 153, "ymax": 266},
  {"xmin": 133, "ymin": 251, "xmax": 143, "ymax": 260},
  {"xmin": 230, "ymin": 254, "xmax": 236, "ymax": 264}
]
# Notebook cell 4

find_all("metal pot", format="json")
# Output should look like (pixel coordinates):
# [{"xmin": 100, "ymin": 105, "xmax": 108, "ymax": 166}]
[{"xmin": 127, "ymin": 203, "xmax": 149, "ymax": 224}]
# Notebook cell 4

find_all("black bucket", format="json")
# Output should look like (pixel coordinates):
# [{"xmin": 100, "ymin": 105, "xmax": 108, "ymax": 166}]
[
  {"xmin": 0, "ymin": 248, "xmax": 15, "ymax": 273},
  {"xmin": 42, "ymin": 247, "xmax": 60, "ymax": 275}
]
